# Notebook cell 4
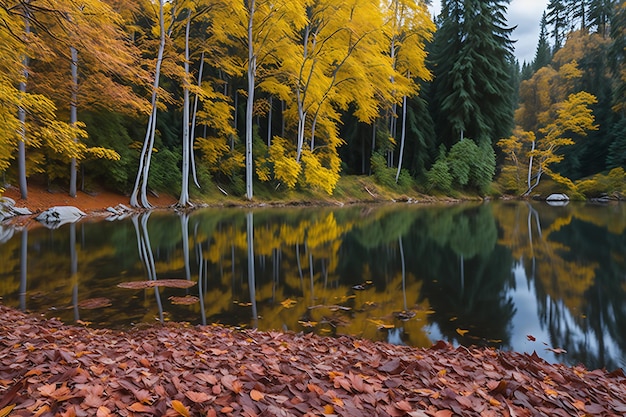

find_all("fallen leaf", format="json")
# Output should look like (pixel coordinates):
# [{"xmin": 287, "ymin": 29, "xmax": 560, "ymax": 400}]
[
  {"xmin": 456, "ymin": 328, "xmax": 469, "ymax": 336},
  {"xmin": 0, "ymin": 405, "xmax": 15, "ymax": 417},
  {"xmin": 185, "ymin": 391, "xmax": 212, "ymax": 403},
  {"xmin": 128, "ymin": 403, "xmax": 152, "ymax": 413},
  {"xmin": 117, "ymin": 279, "xmax": 196, "ymax": 289},
  {"xmin": 280, "ymin": 298, "xmax": 298, "ymax": 308},
  {"xmin": 77, "ymin": 298, "xmax": 112, "ymax": 309},
  {"xmin": 169, "ymin": 295, "xmax": 200, "ymax": 305},
  {"xmin": 547, "ymin": 347, "xmax": 567, "ymax": 355},
  {"xmin": 527, "ymin": 335, "xmax": 536, "ymax": 341},
  {"xmin": 171, "ymin": 400, "xmax": 190, "ymax": 417},
  {"xmin": 96, "ymin": 406, "xmax": 111, "ymax": 417},
  {"xmin": 250, "ymin": 389, "xmax": 264, "ymax": 401}
]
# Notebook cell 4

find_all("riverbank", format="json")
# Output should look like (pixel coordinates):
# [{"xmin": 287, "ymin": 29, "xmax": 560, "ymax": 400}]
[{"xmin": 1, "ymin": 305, "xmax": 624, "ymax": 416}]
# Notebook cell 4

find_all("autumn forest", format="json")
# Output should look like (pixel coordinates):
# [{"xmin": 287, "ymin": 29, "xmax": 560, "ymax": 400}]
[{"xmin": 0, "ymin": 0, "xmax": 625, "ymax": 205}]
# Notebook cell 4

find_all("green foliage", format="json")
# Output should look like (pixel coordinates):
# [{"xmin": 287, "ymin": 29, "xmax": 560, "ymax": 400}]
[
  {"xmin": 148, "ymin": 148, "xmax": 181, "ymax": 194},
  {"xmin": 576, "ymin": 167, "xmax": 626, "ymax": 198},
  {"xmin": 371, "ymin": 152, "xmax": 395, "ymax": 188},
  {"xmin": 425, "ymin": 147, "xmax": 453, "ymax": 193},
  {"xmin": 606, "ymin": 118, "xmax": 626, "ymax": 170}
]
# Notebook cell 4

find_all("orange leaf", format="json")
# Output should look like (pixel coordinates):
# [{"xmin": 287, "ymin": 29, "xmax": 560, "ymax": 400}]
[
  {"xmin": 434, "ymin": 411, "xmax": 453, "ymax": 417},
  {"xmin": 128, "ymin": 403, "xmax": 152, "ymax": 413},
  {"xmin": 489, "ymin": 397, "xmax": 501, "ymax": 406},
  {"xmin": 323, "ymin": 404, "xmax": 334, "ymax": 414},
  {"xmin": 455, "ymin": 328, "xmax": 469, "ymax": 336},
  {"xmin": 332, "ymin": 397, "xmax": 344, "ymax": 407},
  {"xmin": 544, "ymin": 388, "xmax": 558, "ymax": 397},
  {"xmin": 250, "ymin": 389, "xmax": 264, "ymax": 401},
  {"xmin": 572, "ymin": 400, "xmax": 586, "ymax": 411},
  {"xmin": 171, "ymin": 400, "xmax": 190, "ymax": 417},
  {"xmin": 96, "ymin": 406, "xmax": 111, "ymax": 417}
]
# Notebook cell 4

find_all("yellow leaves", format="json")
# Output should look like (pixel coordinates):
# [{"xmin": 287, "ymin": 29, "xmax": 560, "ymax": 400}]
[
  {"xmin": 0, "ymin": 405, "xmax": 15, "ymax": 417},
  {"xmin": 267, "ymin": 137, "xmax": 302, "ymax": 188},
  {"xmin": 455, "ymin": 328, "xmax": 469, "ymax": 337},
  {"xmin": 171, "ymin": 400, "xmax": 190, "ymax": 417},
  {"xmin": 301, "ymin": 149, "xmax": 340, "ymax": 195},
  {"xmin": 280, "ymin": 298, "xmax": 298, "ymax": 308},
  {"xmin": 368, "ymin": 319, "xmax": 394, "ymax": 330}
]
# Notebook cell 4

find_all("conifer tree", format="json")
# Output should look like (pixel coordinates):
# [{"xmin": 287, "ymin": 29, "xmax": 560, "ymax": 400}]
[
  {"xmin": 533, "ymin": 13, "xmax": 553, "ymax": 72},
  {"xmin": 430, "ymin": 0, "xmax": 515, "ymax": 146}
]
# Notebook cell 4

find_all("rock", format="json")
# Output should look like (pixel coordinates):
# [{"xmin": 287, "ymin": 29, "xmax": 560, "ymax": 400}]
[
  {"xmin": 35, "ymin": 206, "xmax": 86, "ymax": 228},
  {"xmin": 546, "ymin": 193, "xmax": 569, "ymax": 206},
  {"xmin": 0, "ymin": 197, "xmax": 32, "ymax": 221},
  {"xmin": 546, "ymin": 193, "xmax": 569, "ymax": 201}
]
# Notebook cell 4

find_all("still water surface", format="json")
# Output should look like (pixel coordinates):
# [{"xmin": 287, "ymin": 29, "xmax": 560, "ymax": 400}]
[{"xmin": 1, "ymin": 201, "xmax": 625, "ymax": 371}]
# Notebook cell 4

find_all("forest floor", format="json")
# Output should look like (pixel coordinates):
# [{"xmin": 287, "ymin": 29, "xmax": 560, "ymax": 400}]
[
  {"xmin": 2, "ymin": 184, "xmax": 626, "ymax": 416},
  {"xmin": 1, "ymin": 305, "xmax": 625, "ymax": 417}
]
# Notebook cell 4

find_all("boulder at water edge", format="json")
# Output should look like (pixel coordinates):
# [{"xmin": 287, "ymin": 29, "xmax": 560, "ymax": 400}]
[{"xmin": 35, "ymin": 206, "xmax": 86, "ymax": 228}]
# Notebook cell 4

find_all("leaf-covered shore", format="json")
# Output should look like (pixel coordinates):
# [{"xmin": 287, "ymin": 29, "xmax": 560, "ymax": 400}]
[{"xmin": 0, "ymin": 305, "xmax": 624, "ymax": 417}]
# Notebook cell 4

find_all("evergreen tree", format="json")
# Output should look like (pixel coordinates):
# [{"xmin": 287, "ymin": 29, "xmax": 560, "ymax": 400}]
[
  {"xmin": 430, "ymin": 0, "xmax": 515, "ymax": 146},
  {"xmin": 546, "ymin": 0, "xmax": 569, "ymax": 51},
  {"xmin": 568, "ymin": 0, "xmax": 589, "ymax": 30},
  {"xmin": 533, "ymin": 13, "xmax": 553, "ymax": 72},
  {"xmin": 588, "ymin": 0, "xmax": 616, "ymax": 38}
]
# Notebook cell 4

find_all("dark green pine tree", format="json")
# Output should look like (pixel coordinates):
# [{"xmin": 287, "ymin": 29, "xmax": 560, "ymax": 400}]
[
  {"xmin": 588, "ymin": 0, "xmax": 616, "ymax": 38},
  {"xmin": 546, "ymin": 0, "xmax": 569, "ymax": 51},
  {"xmin": 533, "ymin": 12, "xmax": 553, "ymax": 72},
  {"xmin": 430, "ymin": 0, "xmax": 515, "ymax": 147},
  {"xmin": 567, "ymin": 0, "xmax": 589, "ymax": 30}
]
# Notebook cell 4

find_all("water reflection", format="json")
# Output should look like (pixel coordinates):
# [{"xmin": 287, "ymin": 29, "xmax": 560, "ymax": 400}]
[{"xmin": 0, "ymin": 201, "xmax": 625, "ymax": 371}]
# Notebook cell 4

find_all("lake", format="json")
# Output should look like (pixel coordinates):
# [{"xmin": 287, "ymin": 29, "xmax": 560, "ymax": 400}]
[{"xmin": 1, "ymin": 200, "xmax": 625, "ymax": 372}]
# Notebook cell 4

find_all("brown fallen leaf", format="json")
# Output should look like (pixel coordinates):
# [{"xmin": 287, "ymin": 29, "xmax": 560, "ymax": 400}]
[
  {"xmin": 185, "ymin": 391, "xmax": 213, "ymax": 403},
  {"xmin": 117, "ymin": 279, "xmax": 196, "ymax": 289},
  {"xmin": 77, "ymin": 297, "xmax": 112, "ymax": 309},
  {"xmin": 168, "ymin": 295, "xmax": 200, "ymax": 305}
]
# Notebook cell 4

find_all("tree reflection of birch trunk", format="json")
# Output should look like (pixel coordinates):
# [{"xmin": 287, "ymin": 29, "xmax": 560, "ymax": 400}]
[
  {"xmin": 526, "ymin": 202, "xmax": 542, "ymax": 280},
  {"xmin": 70, "ymin": 223, "xmax": 79, "ymax": 322},
  {"xmin": 20, "ymin": 229, "xmax": 28, "ymax": 311},
  {"xmin": 181, "ymin": 213, "xmax": 191, "ymax": 282},
  {"xmin": 399, "ymin": 236, "xmax": 407, "ymax": 311},
  {"xmin": 193, "ymin": 221, "xmax": 206, "ymax": 325},
  {"xmin": 132, "ymin": 212, "xmax": 164, "ymax": 323},
  {"xmin": 247, "ymin": 212, "xmax": 258, "ymax": 328}
]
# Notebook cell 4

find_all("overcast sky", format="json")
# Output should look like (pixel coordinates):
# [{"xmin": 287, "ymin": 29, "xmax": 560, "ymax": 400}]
[{"xmin": 429, "ymin": 0, "xmax": 549, "ymax": 64}]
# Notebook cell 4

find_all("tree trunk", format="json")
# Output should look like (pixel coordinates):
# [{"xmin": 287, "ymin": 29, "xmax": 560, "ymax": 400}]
[
  {"xmin": 245, "ymin": 0, "xmax": 256, "ymax": 200},
  {"xmin": 69, "ymin": 46, "xmax": 78, "ymax": 198},
  {"xmin": 130, "ymin": 0, "xmax": 166, "ymax": 208},
  {"xmin": 395, "ymin": 95, "xmax": 408, "ymax": 183},
  {"xmin": 179, "ymin": 12, "xmax": 192, "ymax": 207},
  {"xmin": 18, "ymin": 13, "xmax": 30, "ymax": 200},
  {"xmin": 190, "ymin": 50, "xmax": 205, "ymax": 188}
]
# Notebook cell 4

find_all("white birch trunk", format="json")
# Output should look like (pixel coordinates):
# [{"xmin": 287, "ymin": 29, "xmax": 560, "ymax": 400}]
[
  {"xmin": 18, "ymin": 11, "xmax": 30, "ymax": 200},
  {"xmin": 69, "ymin": 46, "xmax": 78, "ymax": 198},
  {"xmin": 395, "ymin": 95, "xmax": 408, "ymax": 183},
  {"xmin": 179, "ymin": 12, "xmax": 192, "ymax": 207},
  {"xmin": 190, "ymin": 51, "xmax": 204, "ymax": 188},
  {"xmin": 130, "ymin": 0, "xmax": 166, "ymax": 208},
  {"xmin": 245, "ymin": 0, "xmax": 256, "ymax": 200}
]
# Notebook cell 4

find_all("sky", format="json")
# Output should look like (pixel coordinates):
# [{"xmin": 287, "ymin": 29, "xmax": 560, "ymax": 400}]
[{"xmin": 429, "ymin": 0, "xmax": 549, "ymax": 64}]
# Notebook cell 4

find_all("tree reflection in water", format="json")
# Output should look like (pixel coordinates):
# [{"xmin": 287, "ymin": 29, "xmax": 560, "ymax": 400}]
[{"xmin": 1, "ymin": 202, "xmax": 625, "ymax": 371}]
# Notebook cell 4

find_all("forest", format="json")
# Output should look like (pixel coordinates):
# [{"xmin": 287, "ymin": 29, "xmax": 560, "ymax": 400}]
[{"xmin": 0, "ymin": 0, "xmax": 624, "ymax": 207}]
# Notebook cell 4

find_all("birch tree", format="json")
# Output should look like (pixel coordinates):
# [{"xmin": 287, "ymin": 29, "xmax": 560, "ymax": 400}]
[
  {"xmin": 130, "ymin": 0, "xmax": 168, "ymax": 208},
  {"xmin": 382, "ymin": 0, "xmax": 434, "ymax": 183},
  {"xmin": 218, "ymin": 0, "xmax": 306, "ymax": 200}
]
